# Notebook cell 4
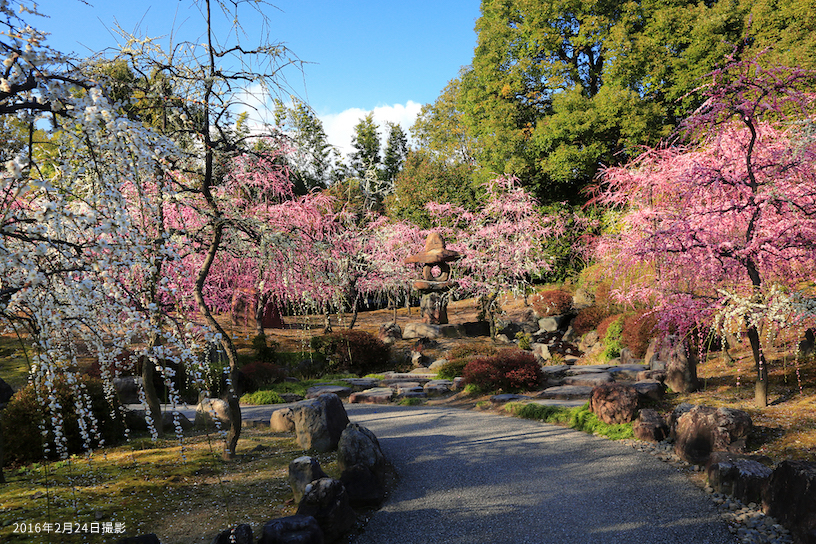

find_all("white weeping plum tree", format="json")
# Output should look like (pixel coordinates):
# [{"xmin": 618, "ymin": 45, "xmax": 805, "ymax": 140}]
[{"xmin": 0, "ymin": 0, "xmax": 303, "ymax": 476}]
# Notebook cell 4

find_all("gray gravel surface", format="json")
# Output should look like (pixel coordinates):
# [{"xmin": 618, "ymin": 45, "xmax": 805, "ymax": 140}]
[{"xmin": 344, "ymin": 404, "xmax": 737, "ymax": 544}]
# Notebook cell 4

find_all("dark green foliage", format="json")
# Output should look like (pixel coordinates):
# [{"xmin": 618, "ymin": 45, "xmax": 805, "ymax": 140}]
[
  {"xmin": 2, "ymin": 376, "xmax": 125, "ymax": 465},
  {"xmin": 435, "ymin": 359, "xmax": 469, "ymax": 381},
  {"xmin": 384, "ymin": 150, "xmax": 479, "ymax": 229},
  {"xmin": 462, "ymin": 349, "xmax": 542, "ymax": 393},
  {"xmin": 251, "ymin": 332, "xmax": 278, "ymax": 364},
  {"xmin": 309, "ymin": 330, "xmax": 390, "ymax": 376},
  {"xmin": 240, "ymin": 361, "xmax": 286, "ymax": 393}
]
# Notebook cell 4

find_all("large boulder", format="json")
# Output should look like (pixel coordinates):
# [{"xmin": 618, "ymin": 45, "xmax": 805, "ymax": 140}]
[
  {"xmin": 336, "ymin": 425, "xmax": 397, "ymax": 508},
  {"xmin": 289, "ymin": 456, "xmax": 329, "ymax": 504},
  {"xmin": 647, "ymin": 337, "xmax": 698, "ymax": 392},
  {"xmin": 673, "ymin": 405, "xmax": 753, "ymax": 465},
  {"xmin": 763, "ymin": 460, "xmax": 816, "ymax": 544},
  {"xmin": 401, "ymin": 323, "xmax": 441, "ymax": 339},
  {"xmin": 210, "ymin": 524, "xmax": 253, "ymax": 544},
  {"xmin": 293, "ymin": 394, "xmax": 349, "ymax": 452},
  {"xmin": 270, "ymin": 407, "xmax": 296, "ymax": 433},
  {"xmin": 338, "ymin": 425, "xmax": 385, "ymax": 466},
  {"xmin": 665, "ymin": 342, "xmax": 699, "ymax": 393},
  {"xmin": 632, "ymin": 380, "xmax": 665, "ymax": 402},
  {"xmin": 194, "ymin": 398, "xmax": 232, "ymax": 430},
  {"xmin": 706, "ymin": 452, "xmax": 772, "ymax": 505},
  {"xmin": 162, "ymin": 411, "xmax": 192, "ymax": 433},
  {"xmin": 589, "ymin": 383, "xmax": 639, "ymax": 425},
  {"xmin": 378, "ymin": 322, "xmax": 402, "ymax": 345},
  {"xmin": 116, "ymin": 536, "xmax": 161, "ymax": 544},
  {"xmin": 632, "ymin": 409, "xmax": 669, "ymax": 442},
  {"xmin": 258, "ymin": 515, "xmax": 324, "ymax": 544},
  {"xmin": 0, "ymin": 377, "xmax": 14, "ymax": 405},
  {"xmin": 296, "ymin": 478, "xmax": 356, "ymax": 544},
  {"xmin": 113, "ymin": 376, "xmax": 142, "ymax": 405}
]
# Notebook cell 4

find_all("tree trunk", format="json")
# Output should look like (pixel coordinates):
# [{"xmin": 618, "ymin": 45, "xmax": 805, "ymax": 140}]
[
  {"xmin": 141, "ymin": 351, "xmax": 164, "ymax": 438},
  {"xmin": 0, "ymin": 416, "xmax": 6, "ymax": 484},
  {"xmin": 193, "ymin": 224, "xmax": 241, "ymax": 459},
  {"xmin": 254, "ymin": 290, "xmax": 271, "ymax": 337},
  {"xmin": 348, "ymin": 293, "xmax": 361, "ymax": 330},
  {"xmin": 746, "ymin": 324, "xmax": 769, "ymax": 407}
]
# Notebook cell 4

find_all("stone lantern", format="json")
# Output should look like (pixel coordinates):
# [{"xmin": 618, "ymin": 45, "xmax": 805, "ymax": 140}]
[{"xmin": 404, "ymin": 232, "xmax": 461, "ymax": 324}]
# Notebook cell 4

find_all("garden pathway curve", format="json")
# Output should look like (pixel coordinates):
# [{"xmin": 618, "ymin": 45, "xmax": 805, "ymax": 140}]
[{"xmin": 343, "ymin": 404, "xmax": 736, "ymax": 544}]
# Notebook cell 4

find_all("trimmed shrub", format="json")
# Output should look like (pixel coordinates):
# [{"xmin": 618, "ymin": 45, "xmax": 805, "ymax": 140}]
[
  {"xmin": 240, "ymin": 361, "xmax": 286, "ymax": 393},
  {"xmin": 531, "ymin": 289, "xmax": 573, "ymax": 317},
  {"xmin": 2, "ymin": 376, "xmax": 125, "ymax": 465},
  {"xmin": 447, "ymin": 343, "xmax": 498, "ymax": 361},
  {"xmin": 435, "ymin": 359, "xmax": 469, "ymax": 380},
  {"xmin": 437, "ymin": 344, "xmax": 499, "ymax": 380},
  {"xmin": 310, "ymin": 329, "xmax": 390, "ymax": 376},
  {"xmin": 251, "ymin": 332, "xmax": 278, "ymax": 364},
  {"xmin": 462, "ymin": 349, "xmax": 542, "ymax": 393},
  {"xmin": 598, "ymin": 314, "xmax": 625, "ymax": 361},
  {"xmin": 572, "ymin": 305, "xmax": 615, "ymax": 335},
  {"xmin": 240, "ymin": 389, "xmax": 286, "ymax": 405},
  {"xmin": 621, "ymin": 311, "xmax": 659, "ymax": 358}
]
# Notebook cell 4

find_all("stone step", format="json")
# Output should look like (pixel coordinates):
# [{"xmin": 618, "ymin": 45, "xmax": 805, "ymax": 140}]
[
  {"xmin": 528, "ymin": 399, "xmax": 588, "ymax": 409},
  {"xmin": 536, "ymin": 385, "xmax": 594, "ymax": 400},
  {"xmin": 349, "ymin": 387, "xmax": 394, "ymax": 404}
]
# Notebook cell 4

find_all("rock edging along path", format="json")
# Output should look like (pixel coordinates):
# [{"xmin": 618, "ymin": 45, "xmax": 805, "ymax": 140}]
[{"xmin": 344, "ymin": 404, "xmax": 737, "ymax": 544}]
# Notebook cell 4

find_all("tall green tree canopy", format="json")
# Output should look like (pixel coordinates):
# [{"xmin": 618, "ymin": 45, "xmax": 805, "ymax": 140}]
[{"xmin": 450, "ymin": 0, "xmax": 815, "ymax": 204}]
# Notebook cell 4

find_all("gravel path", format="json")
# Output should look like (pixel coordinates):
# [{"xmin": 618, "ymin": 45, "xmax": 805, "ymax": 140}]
[{"xmin": 344, "ymin": 404, "xmax": 737, "ymax": 544}]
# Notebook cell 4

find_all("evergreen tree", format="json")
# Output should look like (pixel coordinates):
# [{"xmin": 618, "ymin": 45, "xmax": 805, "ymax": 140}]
[
  {"xmin": 349, "ymin": 112, "xmax": 381, "ymax": 178},
  {"xmin": 382, "ymin": 122, "xmax": 408, "ymax": 183}
]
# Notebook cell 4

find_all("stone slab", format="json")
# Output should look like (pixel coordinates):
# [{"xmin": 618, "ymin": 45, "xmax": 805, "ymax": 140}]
[
  {"xmin": 528, "ymin": 399, "xmax": 588, "ymax": 409},
  {"xmin": 305, "ymin": 385, "xmax": 353, "ymax": 399},
  {"xmin": 541, "ymin": 365, "xmax": 570, "ymax": 376},
  {"xmin": 349, "ymin": 388, "xmax": 394, "ymax": 404},
  {"xmin": 402, "ymin": 323, "xmax": 442, "ymax": 339},
  {"xmin": 490, "ymin": 394, "xmax": 530, "ymax": 404},
  {"xmin": 342, "ymin": 378, "xmax": 380, "ymax": 391},
  {"xmin": 536, "ymin": 385, "xmax": 594, "ymax": 400},
  {"xmin": 563, "ymin": 372, "xmax": 614, "ymax": 387}
]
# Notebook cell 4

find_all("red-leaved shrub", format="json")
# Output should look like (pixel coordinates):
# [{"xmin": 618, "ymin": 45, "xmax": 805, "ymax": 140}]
[
  {"xmin": 462, "ymin": 349, "xmax": 542, "ymax": 392},
  {"xmin": 531, "ymin": 289, "xmax": 573, "ymax": 317},
  {"xmin": 572, "ymin": 305, "xmax": 615, "ymax": 335},
  {"xmin": 596, "ymin": 313, "xmax": 625, "ymax": 340},
  {"xmin": 621, "ymin": 311, "xmax": 659, "ymax": 358}
]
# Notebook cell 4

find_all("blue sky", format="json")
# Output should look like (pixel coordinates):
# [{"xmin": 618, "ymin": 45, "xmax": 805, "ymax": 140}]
[{"xmin": 29, "ymin": 0, "xmax": 481, "ymax": 156}]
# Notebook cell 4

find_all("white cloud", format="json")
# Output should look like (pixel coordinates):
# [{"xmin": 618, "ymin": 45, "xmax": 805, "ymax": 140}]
[{"xmin": 320, "ymin": 101, "xmax": 423, "ymax": 160}]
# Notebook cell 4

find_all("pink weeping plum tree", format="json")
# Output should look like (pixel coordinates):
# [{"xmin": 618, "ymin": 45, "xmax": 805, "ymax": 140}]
[{"xmin": 593, "ymin": 50, "xmax": 816, "ymax": 407}]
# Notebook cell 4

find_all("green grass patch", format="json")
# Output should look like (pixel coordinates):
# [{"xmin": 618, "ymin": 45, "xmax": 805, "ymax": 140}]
[
  {"xmin": 505, "ymin": 402, "xmax": 634, "ymax": 440},
  {"xmin": 0, "ymin": 334, "xmax": 31, "ymax": 390},
  {"xmin": 0, "ymin": 428, "xmax": 334, "ymax": 544}
]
